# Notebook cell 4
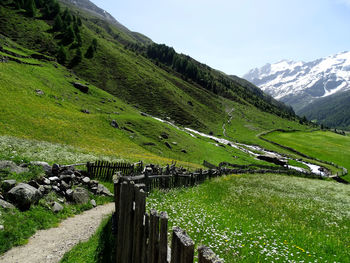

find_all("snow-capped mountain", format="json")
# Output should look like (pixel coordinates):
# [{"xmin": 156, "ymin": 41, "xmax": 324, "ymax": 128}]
[{"xmin": 244, "ymin": 51, "xmax": 350, "ymax": 113}]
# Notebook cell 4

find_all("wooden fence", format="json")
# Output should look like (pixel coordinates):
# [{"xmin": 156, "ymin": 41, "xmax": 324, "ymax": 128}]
[
  {"xmin": 87, "ymin": 160, "xmax": 143, "ymax": 180},
  {"xmin": 114, "ymin": 180, "xmax": 222, "ymax": 263}
]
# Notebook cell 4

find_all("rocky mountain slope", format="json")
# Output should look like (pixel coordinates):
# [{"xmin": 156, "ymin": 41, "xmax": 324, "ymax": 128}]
[{"xmin": 244, "ymin": 52, "xmax": 350, "ymax": 127}]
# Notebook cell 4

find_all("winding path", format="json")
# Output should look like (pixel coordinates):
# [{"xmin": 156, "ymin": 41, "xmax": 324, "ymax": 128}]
[{"xmin": 0, "ymin": 203, "xmax": 115, "ymax": 263}]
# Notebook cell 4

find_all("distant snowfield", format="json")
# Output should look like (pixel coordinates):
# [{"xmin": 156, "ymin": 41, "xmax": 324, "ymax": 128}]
[{"xmin": 244, "ymin": 51, "xmax": 350, "ymax": 110}]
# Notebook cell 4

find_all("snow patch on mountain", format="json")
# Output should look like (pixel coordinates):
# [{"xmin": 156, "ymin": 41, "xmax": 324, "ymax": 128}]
[{"xmin": 244, "ymin": 51, "xmax": 350, "ymax": 112}]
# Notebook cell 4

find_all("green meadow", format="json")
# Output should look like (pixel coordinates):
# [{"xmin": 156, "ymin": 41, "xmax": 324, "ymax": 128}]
[
  {"xmin": 147, "ymin": 174, "xmax": 350, "ymax": 262},
  {"xmin": 264, "ymin": 130, "xmax": 350, "ymax": 181}
]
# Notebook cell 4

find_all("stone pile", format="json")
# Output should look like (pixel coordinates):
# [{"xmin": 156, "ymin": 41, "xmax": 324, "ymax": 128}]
[{"xmin": 0, "ymin": 161, "xmax": 113, "ymax": 213}]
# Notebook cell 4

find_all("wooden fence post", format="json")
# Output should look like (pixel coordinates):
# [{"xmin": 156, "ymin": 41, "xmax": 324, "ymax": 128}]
[
  {"xmin": 198, "ymin": 245, "xmax": 222, "ymax": 263},
  {"xmin": 149, "ymin": 209, "xmax": 159, "ymax": 263},
  {"xmin": 133, "ymin": 185, "xmax": 147, "ymax": 263},
  {"xmin": 116, "ymin": 181, "xmax": 135, "ymax": 263},
  {"xmin": 158, "ymin": 212, "xmax": 168, "ymax": 263},
  {"xmin": 171, "ymin": 226, "xmax": 194, "ymax": 263}
]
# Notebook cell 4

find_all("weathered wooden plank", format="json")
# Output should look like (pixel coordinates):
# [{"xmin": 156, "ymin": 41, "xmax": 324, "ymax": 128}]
[
  {"xmin": 142, "ymin": 212, "xmax": 150, "ymax": 263},
  {"xmin": 171, "ymin": 227, "xmax": 194, "ymax": 263},
  {"xmin": 133, "ymin": 186, "xmax": 147, "ymax": 263},
  {"xmin": 149, "ymin": 209, "xmax": 159, "ymax": 263},
  {"xmin": 198, "ymin": 246, "xmax": 222, "ymax": 263},
  {"xmin": 158, "ymin": 212, "xmax": 168, "ymax": 263}
]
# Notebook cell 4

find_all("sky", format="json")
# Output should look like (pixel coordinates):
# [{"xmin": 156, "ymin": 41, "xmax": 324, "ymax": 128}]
[{"xmin": 91, "ymin": 0, "xmax": 350, "ymax": 77}]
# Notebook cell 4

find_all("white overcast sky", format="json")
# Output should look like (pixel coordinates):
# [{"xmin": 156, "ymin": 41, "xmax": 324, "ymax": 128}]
[{"xmin": 91, "ymin": 0, "xmax": 350, "ymax": 76}]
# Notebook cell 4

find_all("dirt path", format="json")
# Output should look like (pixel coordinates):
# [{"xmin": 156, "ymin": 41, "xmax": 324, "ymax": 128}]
[{"xmin": 0, "ymin": 203, "xmax": 115, "ymax": 263}]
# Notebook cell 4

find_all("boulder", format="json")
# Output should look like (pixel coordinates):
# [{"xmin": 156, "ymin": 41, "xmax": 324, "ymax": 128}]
[
  {"xmin": 0, "ymin": 225, "xmax": 3, "ymax": 231},
  {"xmin": 30, "ymin": 161, "xmax": 52, "ymax": 176},
  {"xmin": 52, "ymin": 202, "xmax": 63, "ymax": 213},
  {"xmin": 1, "ymin": 179, "xmax": 17, "ymax": 192},
  {"xmin": 97, "ymin": 184, "xmax": 113, "ymax": 197},
  {"xmin": 165, "ymin": 142, "xmax": 172, "ymax": 149},
  {"xmin": 0, "ymin": 160, "xmax": 29, "ymax": 174},
  {"xmin": 81, "ymin": 109, "xmax": 90, "ymax": 114},
  {"xmin": 0, "ymin": 199, "xmax": 15, "ymax": 209},
  {"xmin": 160, "ymin": 132, "xmax": 169, "ymax": 139},
  {"xmin": 181, "ymin": 149, "xmax": 188, "ymax": 154},
  {"xmin": 110, "ymin": 120, "xmax": 119, "ymax": 129},
  {"xmin": 66, "ymin": 189, "xmax": 73, "ymax": 197},
  {"xmin": 35, "ymin": 89, "xmax": 44, "ymax": 95},
  {"xmin": 52, "ymin": 163, "xmax": 60, "ymax": 176},
  {"xmin": 72, "ymin": 187, "xmax": 90, "ymax": 204},
  {"xmin": 73, "ymin": 82, "xmax": 89, "ymax": 93},
  {"xmin": 90, "ymin": 199, "xmax": 97, "ymax": 207},
  {"xmin": 82, "ymin": 177, "xmax": 90, "ymax": 184},
  {"xmin": 7, "ymin": 183, "xmax": 41, "ymax": 210},
  {"xmin": 43, "ymin": 178, "xmax": 51, "ymax": 185},
  {"xmin": 49, "ymin": 176, "xmax": 60, "ymax": 182}
]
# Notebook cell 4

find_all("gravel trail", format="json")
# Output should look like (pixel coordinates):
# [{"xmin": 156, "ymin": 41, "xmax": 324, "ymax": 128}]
[{"xmin": 0, "ymin": 203, "xmax": 115, "ymax": 263}]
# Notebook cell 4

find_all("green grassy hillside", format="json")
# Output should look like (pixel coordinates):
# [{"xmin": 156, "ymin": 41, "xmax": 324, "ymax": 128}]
[{"xmin": 263, "ymin": 130, "xmax": 350, "ymax": 181}]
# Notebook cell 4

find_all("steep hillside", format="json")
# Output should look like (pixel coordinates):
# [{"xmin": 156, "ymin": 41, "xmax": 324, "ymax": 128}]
[
  {"xmin": 298, "ymin": 90, "xmax": 350, "ymax": 129},
  {"xmin": 0, "ymin": 0, "xmax": 308, "ymax": 168},
  {"xmin": 0, "ymin": 0, "xmax": 297, "ymax": 132},
  {"xmin": 244, "ymin": 52, "xmax": 350, "ymax": 127}
]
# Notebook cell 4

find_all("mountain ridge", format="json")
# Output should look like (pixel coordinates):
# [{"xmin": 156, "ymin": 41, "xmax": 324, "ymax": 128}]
[{"xmin": 244, "ymin": 51, "xmax": 350, "ymax": 127}]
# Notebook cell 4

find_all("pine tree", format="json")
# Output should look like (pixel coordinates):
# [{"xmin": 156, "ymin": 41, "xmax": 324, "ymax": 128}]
[
  {"xmin": 92, "ymin": 38, "xmax": 97, "ymax": 51},
  {"xmin": 63, "ymin": 25, "xmax": 75, "ymax": 44},
  {"xmin": 69, "ymin": 48, "xmax": 82, "ymax": 67},
  {"xmin": 85, "ymin": 44, "xmax": 94, "ymax": 58},
  {"xmin": 52, "ymin": 14, "xmax": 63, "ymax": 31},
  {"xmin": 25, "ymin": 0, "xmax": 36, "ymax": 17},
  {"xmin": 57, "ymin": 45, "xmax": 67, "ymax": 64}
]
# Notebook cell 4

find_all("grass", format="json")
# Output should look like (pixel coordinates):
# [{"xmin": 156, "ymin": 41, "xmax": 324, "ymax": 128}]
[
  {"xmin": 60, "ymin": 216, "xmax": 115, "ymax": 263},
  {"xmin": 147, "ymin": 174, "xmax": 350, "ymax": 262},
  {"xmin": 264, "ymin": 130, "xmax": 350, "ymax": 181}
]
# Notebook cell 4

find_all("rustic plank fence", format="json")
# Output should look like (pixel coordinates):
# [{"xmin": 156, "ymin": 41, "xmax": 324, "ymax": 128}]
[
  {"xmin": 87, "ymin": 160, "xmax": 143, "ymax": 180},
  {"xmin": 114, "ymin": 179, "xmax": 222, "ymax": 263}
]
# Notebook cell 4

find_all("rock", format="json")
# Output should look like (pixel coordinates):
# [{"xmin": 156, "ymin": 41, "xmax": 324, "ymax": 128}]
[
  {"xmin": 60, "ymin": 174, "xmax": 73, "ymax": 182},
  {"xmin": 35, "ymin": 89, "xmax": 44, "ymax": 95},
  {"xmin": 165, "ymin": 142, "xmax": 172, "ymax": 149},
  {"xmin": 140, "ymin": 112, "xmax": 148, "ymax": 117},
  {"xmin": 111, "ymin": 120, "xmax": 119, "ymax": 129},
  {"xmin": 1, "ymin": 179, "xmax": 17, "ymax": 192},
  {"xmin": 81, "ymin": 109, "xmax": 90, "ymax": 114},
  {"xmin": 143, "ymin": 142, "xmax": 156, "ymax": 146},
  {"xmin": 52, "ymin": 186, "xmax": 60, "ymax": 192},
  {"xmin": 43, "ymin": 178, "xmax": 51, "ymax": 185},
  {"xmin": 72, "ymin": 187, "xmax": 90, "ymax": 204},
  {"xmin": 97, "ymin": 184, "xmax": 113, "ymax": 197},
  {"xmin": 0, "ymin": 160, "xmax": 29, "ymax": 174},
  {"xmin": 7, "ymin": 183, "xmax": 41, "ymax": 210},
  {"xmin": 0, "ymin": 199, "xmax": 15, "ymax": 209},
  {"xmin": 60, "ymin": 181, "xmax": 70, "ymax": 191},
  {"xmin": 28, "ymin": 180, "xmax": 40, "ymax": 189},
  {"xmin": 172, "ymin": 142, "xmax": 178, "ymax": 145},
  {"xmin": 66, "ymin": 189, "xmax": 73, "ymax": 197},
  {"xmin": 160, "ymin": 132, "xmax": 169, "ymax": 139},
  {"xmin": 38, "ymin": 185, "xmax": 45, "ymax": 195},
  {"xmin": 181, "ymin": 149, "xmax": 187, "ymax": 154},
  {"xmin": 82, "ymin": 177, "xmax": 90, "ymax": 184},
  {"xmin": 73, "ymin": 82, "xmax": 89, "ymax": 93},
  {"xmin": 49, "ymin": 176, "xmax": 60, "ymax": 182},
  {"xmin": 0, "ymin": 225, "xmax": 3, "ymax": 231},
  {"xmin": 30, "ymin": 161, "xmax": 52, "ymax": 176},
  {"xmin": 52, "ymin": 163, "xmax": 60, "ymax": 176},
  {"xmin": 90, "ymin": 199, "xmax": 97, "ymax": 207},
  {"xmin": 52, "ymin": 202, "xmax": 63, "ymax": 213},
  {"xmin": 44, "ymin": 185, "xmax": 52, "ymax": 191}
]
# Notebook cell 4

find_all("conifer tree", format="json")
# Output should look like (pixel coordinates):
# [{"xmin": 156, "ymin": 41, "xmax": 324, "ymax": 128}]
[
  {"xmin": 25, "ymin": 0, "xmax": 36, "ymax": 17},
  {"xmin": 53, "ymin": 14, "xmax": 63, "ymax": 31},
  {"xmin": 57, "ymin": 45, "xmax": 67, "ymax": 64},
  {"xmin": 63, "ymin": 25, "xmax": 75, "ymax": 44},
  {"xmin": 70, "ymin": 48, "xmax": 82, "ymax": 67}
]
